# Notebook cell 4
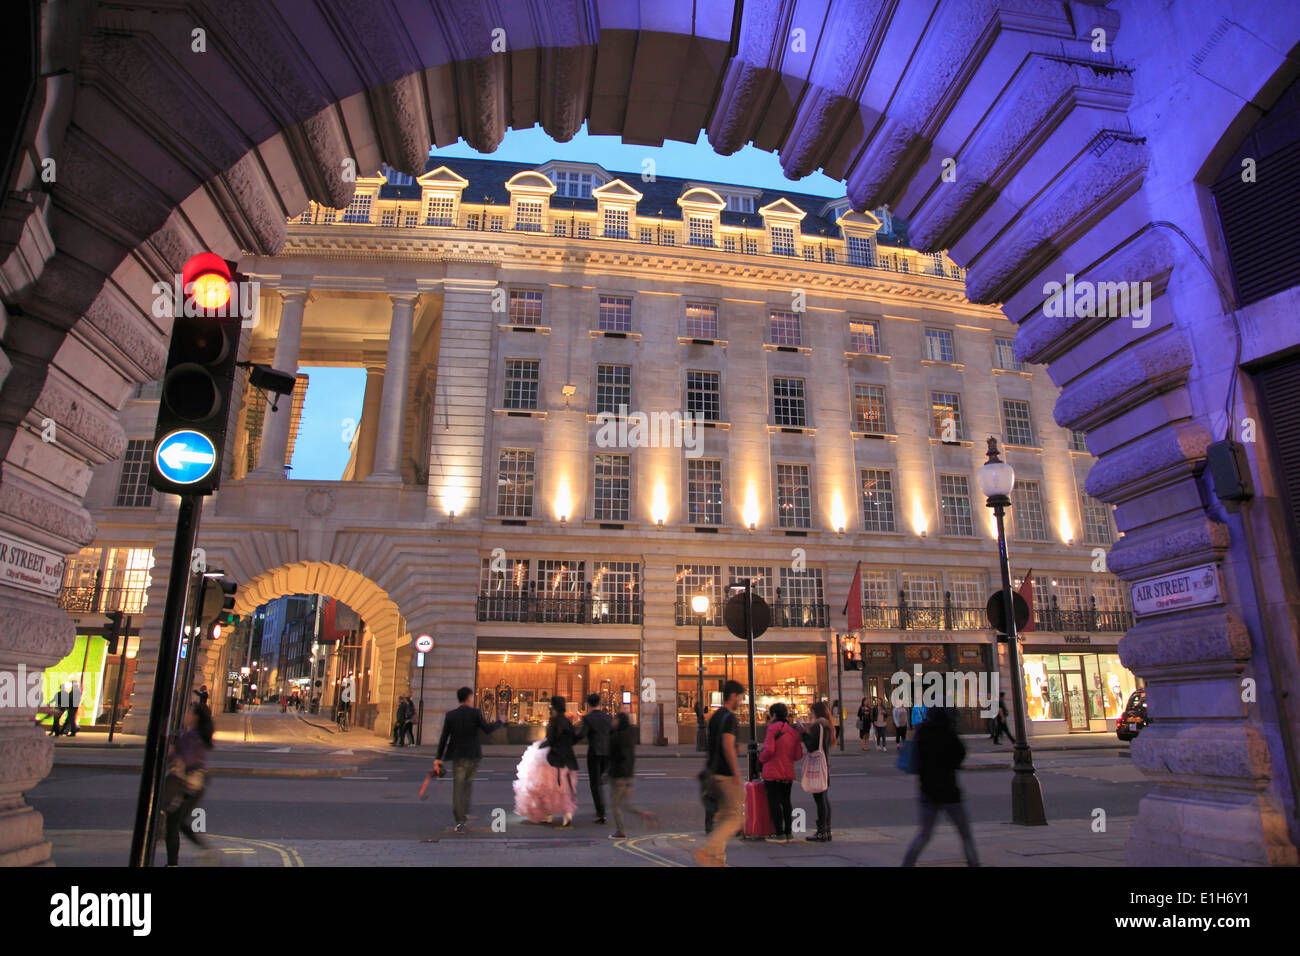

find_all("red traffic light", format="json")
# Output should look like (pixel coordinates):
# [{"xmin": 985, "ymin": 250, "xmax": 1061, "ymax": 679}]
[{"xmin": 182, "ymin": 253, "xmax": 232, "ymax": 311}]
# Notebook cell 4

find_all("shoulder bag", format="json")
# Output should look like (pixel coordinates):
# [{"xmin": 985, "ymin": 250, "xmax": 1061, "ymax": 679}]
[{"xmin": 800, "ymin": 723, "xmax": 828, "ymax": 794}]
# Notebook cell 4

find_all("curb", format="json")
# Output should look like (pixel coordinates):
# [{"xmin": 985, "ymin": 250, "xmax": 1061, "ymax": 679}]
[{"xmin": 52, "ymin": 760, "xmax": 362, "ymax": 778}]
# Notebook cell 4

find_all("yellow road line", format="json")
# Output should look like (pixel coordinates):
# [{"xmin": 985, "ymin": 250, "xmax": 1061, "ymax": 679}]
[
  {"xmin": 614, "ymin": 832, "xmax": 689, "ymax": 867},
  {"xmin": 210, "ymin": 834, "xmax": 299, "ymax": 867}
]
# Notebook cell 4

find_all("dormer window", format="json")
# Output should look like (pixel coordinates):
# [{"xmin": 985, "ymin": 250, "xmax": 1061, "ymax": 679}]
[
  {"xmin": 688, "ymin": 216, "xmax": 714, "ymax": 247},
  {"xmin": 724, "ymin": 194, "xmax": 755, "ymax": 213},
  {"xmin": 603, "ymin": 208, "xmax": 630, "ymax": 239},
  {"xmin": 424, "ymin": 195, "xmax": 454, "ymax": 226},
  {"xmin": 505, "ymin": 171, "xmax": 556, "ymax": 233},
  {"xmin": 383, "ymin": 167, "xmax": 416, "ymax": 187},
  {"xmin": 341, "ymin": 191, "xmax": 374, "ymax": 224},
  {"xmin": 758, "ymin": 198, "xmax": 807, "ymax": 258},
  {"xmin": 677, "ymin": 187, "xmax": 726, "ymax": 251},
  {"xmin": 770, "ymin": 225, "xmax": 796, "ymax": 256},
  {"xmin": 554, "ymin": 170, "xmax": 594, "ymax": 198},
  {"xmin": 416, "ymin": 166, "xmax": 469, "ymax": 227}
]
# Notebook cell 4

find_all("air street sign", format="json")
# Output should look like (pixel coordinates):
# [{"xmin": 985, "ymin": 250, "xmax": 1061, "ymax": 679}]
[{"xmin": 1130, "ymin": 563, "xmax": 1224, "ymax": 619}]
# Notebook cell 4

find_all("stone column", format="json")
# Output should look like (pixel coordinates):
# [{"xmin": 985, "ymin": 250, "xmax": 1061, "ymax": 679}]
[
  {"xmin": 252, "ymin": 290, "xmax": 308, "ymax": 477},
  {"xmin": 368, "ymin": 294, "xmax": 417, "ymax": 483},
  {"xmin": 353, "ymin": 365, "xmax": 385, "ymax": 481}
]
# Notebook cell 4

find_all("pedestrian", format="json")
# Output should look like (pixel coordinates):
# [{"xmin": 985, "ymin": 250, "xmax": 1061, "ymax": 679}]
[
  {"xmin": 195, "ymin": 684, "xmax": 209, "ymax": 709},
  {"xmin": 529, "ymin": 696, "xmax": 578, "ymax": 826},
  {"xmin": 694, "ymin": 679, "xmax": 745, "ymax": 867},
  {"xmin": 911, "ymin": 699, "xmax": 928, "ymax": 729},
  {"xmin": 991, "ymin": 692, "xmax": 1016, "ymax": 744},
  {"xmin": 433, "ymin": 687, "xmax": 504, "ymax": 833},
  {"xmin": 607, "ymin": 711, "xmax": 655, "ymax": 838},
  {"xmin": 800, "ymin": 700, "xmax": 836, "ymax": 842},
  {"xmin": 47, "ymin": 684, "xmax": 69, "ymax": 737},
  {"xmin": 402, "ymin": 696, "xmax": 417, "ymax": 746},
  {"xmin": 902, "ymin": 707, "xmax": 980, "ymax": 866},
  {"xmin": 162, "ymin": 701, "xmax": 213, "ymax": 866},
  {"xmin": 758, "ymin": 702, "xmax": 802, "ymax": 843},
  {"xmin": 391, "ymin": 696, "xmax": 407, "ymax": 746},
  {"xmin": 892, "ymin": 699, "xmax": 909, "ymax": 747},
  {"xmin": 857, "ymin": 699, "xmax": 871, "ymax": 752},
  {"xmin": 872, "ymin": 696, "xmax": 889, "ymax": 752},
  {"xmin": 575, "ymin": 692, "xmax": 612, "ymax": 824}
]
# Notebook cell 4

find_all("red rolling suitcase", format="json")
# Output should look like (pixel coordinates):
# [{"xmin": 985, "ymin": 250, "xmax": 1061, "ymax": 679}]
[{"xmin": 744, "ymin": 779, "xmax": 774, "ymax": 838}]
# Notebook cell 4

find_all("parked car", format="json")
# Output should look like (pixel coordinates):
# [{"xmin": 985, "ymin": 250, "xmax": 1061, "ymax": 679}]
[{"xmin": 1116, "ymin": 689, "xmax": 1148, "ymax": 741}]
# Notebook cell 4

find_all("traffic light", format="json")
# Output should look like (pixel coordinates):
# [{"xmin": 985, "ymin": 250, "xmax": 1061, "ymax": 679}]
[
  {"xmin": 148, "ymin": 253, "xmax": 245, "ymax": 496},
  {"xmin": 841, "ymin": 634, "xmax": 861, "ymax": 671},
  {"xmin": 218, "ymin": 579, "xmax": 237, "ymax": 626},
  {"xmin": 102, "ymin": 611, "xmax": 124, "ymax": 655},
  {"xmin": 198, "ymin": 576, "xmax": 239, "ymax": 637}
]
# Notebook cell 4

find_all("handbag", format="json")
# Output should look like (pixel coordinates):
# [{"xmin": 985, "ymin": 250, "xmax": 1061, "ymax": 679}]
[
  {"xmin": 896, "ymin": 738, "xmax": 918, "ymax": 774},
  {"xmin": 800, "ymin": 724, "xmax": 828, "ymax": 794}
]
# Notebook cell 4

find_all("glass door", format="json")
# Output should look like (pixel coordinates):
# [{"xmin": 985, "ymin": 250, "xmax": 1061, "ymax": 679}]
[{"xmin": 1064, "ymin": 671, "xmax": 1089, "ymax": 731}]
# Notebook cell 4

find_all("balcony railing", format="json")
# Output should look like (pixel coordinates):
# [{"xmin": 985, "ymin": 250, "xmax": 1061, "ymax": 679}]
[
  {"xmin": 477, "ymin": 592, "xmax": 642, "ymax": 625},
  {"xmin": 860, "ymin": 593, "xmax": 1133, "ymax": 632},
  {"xmin": 673, "ymin": 599, "xmax": 829, "ymax": 629},
  {"xmin": 57, "ymin": 585, "xmax": 148, "ymax": 615}
]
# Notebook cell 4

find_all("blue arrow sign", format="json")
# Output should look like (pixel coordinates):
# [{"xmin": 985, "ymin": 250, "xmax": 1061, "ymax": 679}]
[{"xmin": 154, "ymin": 429, "xmax": 217, "ymax": 486}]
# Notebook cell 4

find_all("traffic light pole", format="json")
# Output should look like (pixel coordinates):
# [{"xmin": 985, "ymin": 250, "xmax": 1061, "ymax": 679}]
[
  {"xmin": 107, "ymin": 615, "xmax": 130, "ymax": 744},
  {"xmin": 129, "ymin": 493, "xmax": 203, "ymax": 867},
  {"xmin": 172, "ymin": 570, "xmax": 206, "ymax": 735},
  {"xmin": 834, "ymin": 632, "xmax": 844, "ymax": 751}
]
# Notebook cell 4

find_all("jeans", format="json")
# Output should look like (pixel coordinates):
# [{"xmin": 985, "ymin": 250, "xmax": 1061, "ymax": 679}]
[
  {"xmin": 812, "ymin": 789, "xmax": 831, "ymax": 834},
  {"xmin": 763, "ymin": 779, "xmax": 794, "ymax": 835},
  {"xmin": 902, "ymin": 797, "xmax": 980, "ymax": 866},
  {"xmin": 701, "ymin": 774, "xmax": 743, "ymax": 862},
  {"xmin": 895, "ymin": 726, "xmax": 907, "ymax": 745},
  {"xmin": 875, "ymin": 725, "xmax": 887, "ymax": 747},
  {"xmin": 587, "ymin": 752, "xmax": 609, "ymax": 818},
  {"xmin": 992, "ymin": 716, "xmax": 1015, "ymax": 743},
  {"xmin": 163, "ymin": 782, "xmax": 205, "ymax": 866},
  {"xmin": 610, "ymin": 777, "xmax": 638, "ymax": 833},
  {"xmin": 452, "ymin": 758, "xmax": 480, "ymax": 825}
]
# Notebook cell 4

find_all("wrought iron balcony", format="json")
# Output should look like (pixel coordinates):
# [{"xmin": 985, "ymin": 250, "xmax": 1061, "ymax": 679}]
[
  {"xmin": 57, "ymin": 585, "xmax": 148, "ymax": 615},
  {"xmin": 477, "ymin": 591, "xmax": 642, "ymax": 625},
  {"xmin": 859, "ymin": 593, "xmax": 1133, "ymax": 633},
  {"xmin": 673, "ymin": 598, "xmax": 829, "ymax": 629}
]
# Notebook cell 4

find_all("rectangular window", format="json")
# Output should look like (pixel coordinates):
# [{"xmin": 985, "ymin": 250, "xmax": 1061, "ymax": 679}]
[
  {"xmin": 688, "ymin": 216, "xmax": 714, "ymax": 247},
  {"xmin": 466, "ymin": 213, "xmax": 481, "ymax": 230},
  {"xmin": 1092, "ymin": 578, "xmax": 1123, "ymax": 613},
  {"xmin": 553, "ymin": 171, "xmax": 594, "ymax": 198},
  {"xmin": 727, "ymin": 566, "xmax": 774, "ymax": 603},
  {"xmin": 685, "ymin": 303, "xmax": 718, "ymax": 338},
  {"xmin": 770, "ymin": 225, "xmax": 796, "ymax": 256},
  {"xmin": 687, "ymin": 459, "xmax": 724, "ymax": 525},
  {"xmin": 924, "ymin": 328, "xmax": 956, "ymax": 363},
  {"xmin": 769, "ymin": 311, "xmax": 802, "ymax": 347},
  {"xmin": 603, "ymin": 208, "xmax": 629, "ymax": 239},
  {"xmin": 745, "ymin": 237, "xmax": 759, "ymax": 255},
  {"xmin": 576, "ymin": 222, "xmax": 591, "ymax": 239},
  {"xmin": 903, "ymin": 572, "xmax": 942, "ymax": 609},
  {"xmin": 773, "ymin": 377, "xmax": 807, "ymax": 427},
  {"xmin": 595, "ymin": 364, "xmax": 631, "ymax": 415},
  {"xmin": 553, "ymin": 220, "xmax": 567, "ymax": 237},
  {"xmin": 593, "ymin": 454, "xmax": 631, "ymax": 521},
  {"xmin": 723, "ymin": 236, "xmax": 736, "ymax": 252},
  {"xmin": 860, "ymin": 468, "xmax": 896, "ymax": 532},
  {"xmin": 1082, "ymin": 494, "xmax": 1116, "ymax": 544},
  {"xmin": 508, "ymin": 289, "xmax": 543, "ymax": 326},
  {"xmin": 380, "ymin": 208, "xmax": 396, "ymax": 228},
  {"xmin": 1002, "ymin": 399, "xmax": 1035, "ymax": 446},
  {"xmin": 1069, "ymin": 429, "xmax": 1089, "ymax": 452},
  {"xmin": 496, "ymin": 449, "xmax": 535, "ymax": 517},
  {"xmin": 849, "ymin": 320, "xmax": 880, "ymax": 354},
  {"xmin": 114, "ymin": 440, "xmax": 154, "ymax": 508},
  {"xmin": 686, "ymin": 370, "xmax": 721, "ymax": 421},
  {"xmin": 424, "ymin": 195, "xmax": 454, "ymax": 226},
  {"xmin": 640, "ymin": 227, "xmax": 654, "ymax": 244},
  {"xmin": 489, "ymin": 215, "xmax": 504, "ymax": 232},
  {"xmin": 402, "ymin": 210, "xmax": 419, "ymax": 228},
  {"xmin": 725, "ymin": 195, "xmax": 755, "ymax": 213},
  {"xmin": 846, "ymin": 234, "xmax": 874, "ymax": 267},
  {"xmin": 480, "ymin": 556, "xmax": 530, "ymax": 595},
  {"xmin": 948, "ymin": 572, "xmax": 984, "ymax": 610},
  {"xmin": 862, "ymin": 569, "xmax": 894, "ymax": 609},
  {"xmin": 776, "ymin": 463, "xmax": 812, "ymax": 528},
  {"xmin": 598, "ymin": 295, "xmax": 632, "ymax": 332},
  {"xmin": 802, "ymin": 247, "xmax": 817, "ymax": 261},
  {"xmin": 779, "ymin": 567, "xmax": 825, "ymax": 626},
  {"xmin": 676, "ymin": 564, "xmax": 722, "ymax": 625},
  {"xmin": 502, "ymin": 359, "xmax": 540, "ymax": 410},
  {"xmin": 515, "ymin": 200, "xmax": 543, "ymax": 232},
  {"xmin": 995, "ymin": 337, "xmax": 1024, "ymax": 371},
  {"xmin": 536, "ymin": 560, "xmax": 585, "ymax": 623},
  {"xmin": 1012, "ymin": 479, "xmax": 1048, "ymax": 541},
  {"xmin": 930, "ymin": 391, "xmax": 964, "ymax": 440},
  {"xmin": 295, "ymin": 208, "xmax": 314, "ymax": 224},
  {"xmin": 938, "ymin": 474, "xmax": 974, "ymax": 536},
  {"xmin": 590, "ymin": 562, "xmax": 640, "ymax": 623},
  {"xmin": 853, "ymin": 384, "xmax": 888, "ymax": 433},
  {"xmin": 319, "ymin": 207, "xmax": 336, "ymax": 224},
  {"xmin": 341, "ymin": 193, "xmax": 372, "ymax": 224},
  {"xmin": 660, "ymin": 229, "xmax": 675, "ymax": 245}
]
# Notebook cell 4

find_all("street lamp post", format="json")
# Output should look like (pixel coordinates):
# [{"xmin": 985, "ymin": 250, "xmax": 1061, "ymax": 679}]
[
  {"xmin": 691, "ymin": 594, "xmax": 710, "ymax": 751},
  {"xmin": 977, "ymin": 436, "xmax": 1048, "ymax": 826}
]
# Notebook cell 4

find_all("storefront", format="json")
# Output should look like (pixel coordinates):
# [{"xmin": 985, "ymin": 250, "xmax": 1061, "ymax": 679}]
[
  {"xmin": 38, "ymin": 630, "xmax": 138, "ymax": 732},
  {"xmin": 476, "ymin": 639, "xmax": 640, "ymax": 744},
  {"xmin": 1015, "ymin": 637, "xmax": 1138, "ymax": 734},
  {"xmin": 675, "ymin": 642, "xmax": 829, "ymax": 745}
]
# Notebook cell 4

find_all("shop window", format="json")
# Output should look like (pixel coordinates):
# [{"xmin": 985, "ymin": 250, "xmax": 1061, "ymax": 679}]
[
  {"xmin": 475, "ymin": 651, "xmax": 637, "ymax": 726},
  {"xmin": 1022, "ymin": 655, "xmax": 1066, "ymax": 721},
  {"xmin": 678, "ymin": 653, "xmax": 828, "ymax": 741}
]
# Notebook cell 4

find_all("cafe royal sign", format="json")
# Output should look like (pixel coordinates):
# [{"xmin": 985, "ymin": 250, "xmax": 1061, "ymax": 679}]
[{"xmin": 1130, "ymin": 562, "xmax": 1224, "ymax": 619}]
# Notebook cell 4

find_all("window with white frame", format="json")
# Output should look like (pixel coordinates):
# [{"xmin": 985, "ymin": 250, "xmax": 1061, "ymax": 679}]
[
  {"xmin": 603, "ymin": 208, "xmax": 630, "ymax": 239},
  {"xmin": 676, "ymin": 564, "xmax": 721, "ymax": 624},
  {"xmin": 1091, "ymin": 578, "xmax": 1123, "ymax": 613},
  {"xmin": 489, "ymin": 215, "xmax": 504, "ymax": 231},
  {"xmin": 403, "ymin": 210, "xmax": 419, "ymax": 227},
  {"xmin": 1012, "ymin": 479, "xmax": 1048, "ymax": 541},
  {"xmin": 115, "ymin": 440, "xmax": 154, "ymax": 508},
  {"xmin": 727, "ymin": 566, "xmax": 773, "ymax": 602},
  {"xmin": 995, "ymin": 337, "xmax": 1024, "ymax": 371},
  {"xmin": 503, "ymin": 359, "xmax": 540, "ymax": 410},
  {"xmin": 849, "ymin": 320, "xmax": 880, "ymax": 354},
  {"xmin": 535, "ymin": 560, "xmax": 586, "ymax": 622},
  {"xmin": 1082, "ymin": 494, "xmax": 1116, "ymax": 544},
  {"xmin": 319, "ymin": 207, "xmax": 336, "ymax": 224},
  {"xmin": 509, "ymin": 289, "xmax": 543, "ymax": 326},
  {"xmin": 948, "ymin": 571, "xmax": 985, "ymax": 610},
  {"xmin": 640, "ymin": 227, "xmax": 654, "ymax": 244},
  {"xmin": 930, "ymin": 391, "xmax": 964, "ymax": 440},
  {"xmin": 686, "ymin": 370, "xmax": 721, "ymax": 421},
  {"xmin": 553, "ymin": 220, "xmax": 567, "ymax": 237},
  {"xmin": 688, "ymin": 216, "xmax": 714, "ymax": 247},
  {"xmin": 769, "ymin": 310, "xmax": 801, "ymax": 347},
  {"xmin": 903, "ymin": 572, "xmax": 942, "ymax": 609},
  {"xmin": 576, "ymin": 222, "xmax": 591, "ymax": 239},
  {"xmin": 1002, "ymin": 399, "xmax": 1035, "ymax": 446},
  {"xmin": 725, "ymin": 194, "xmax": 755, "ymax": 213},
  {"xmin": 595, "ymin": 364, "xmax": 631, "ymax": 415},
  {"xmin": 773, "ymin": 378, "xmax": 807, "ymax": 427},
  {"xmin": 480, "ymin": 556, "xmax": 529, "ymax": 596},
  {"xmin": 779, "ymin": 567, "xmax": 825, "ymax": 622},
  {"xmin": 598, "ymin": 295, "xmax": 632, "ymax": 332},
  {"xmin": 776, "ymin": 463, "xmax": 811, "ymax": 528},
  {"xmin": 686, "ymin": 303, "xmax": 718, "ymax": 338},
  {"xmin": 1069, "ymin": 429, "xmax": 1089, "ymax": 452},
  {"xmin": 591, "ymin": 562, "xmax": 640, "ymax": 622},
  {"xmin": 380, "ymin": 208, "xmax": 396, "ymax": 227},
  {"xmin": 553, "ymin": 170, "xmax": 594, "ymax": 198},
  {"xmin": 687, "ymin": 458, "xmax": 724, "ymax": 526},
  {"xmin": 745, "ymin": 237, "xmax": 759, "ymax": 255},
  {"xmin": 1054, "ymin": 576, "xmax": 1087, "ymax": 612},
  {"xmin": 295, "ymin": 208, "xmax": 314, "ymax": 224},
  {"xmin": 802, "ymin": 247, "xmax": 817, "ymax": 261},
  {"xmin": 593, "ymin": 454, "xmax": 631, "ymax": 521},
  {"xmin": 938, "ymin": 474, "xmax": 974, "ymax": 535},
  {"xmin": 515, "ymin": 200, "xmax": 543, "ymax": 232},
  {"xmin": 496, "ymin": 449, "xmax": 535, "ymax": 517},
  {"xmin": 660, "ymin": 228, "xmax": 675, "ymax": 245},
  {"xmin": 846, "ymin": 234, "xmax": 874, "ymax": 267},
  {"xmin": 860, "ymin": 468, "xmax": 896, "ymax": 532},
  {"xmin": 770, "ymin": 225, "xmax": 796, "ymax": 256},
  {"xmin": 723, "ymin": 236, "xmax": 736, "ymax": 252},
  {"xmin": 862, "ymin": 569, "xmax": 895, "ymax": 611},
  {"xmin": 853, "ymin": 384, "xmax": 888, "ymax": 433},
  {"xmin": 424, "ymin": 195, "xmax": 454, "ymax": 226},
  {"xmin": 341, "ymin": 193, "xmax": 373, "ymax": 224},
  {"xmin": 924, "ymin": 328, "xmax": 956, "ymax": 363}
]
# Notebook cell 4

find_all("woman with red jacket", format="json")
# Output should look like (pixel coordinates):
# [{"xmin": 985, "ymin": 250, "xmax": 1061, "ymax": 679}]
[{"xmin": 758, "ymin": 702, "xmax": 803, "ymax": 843}]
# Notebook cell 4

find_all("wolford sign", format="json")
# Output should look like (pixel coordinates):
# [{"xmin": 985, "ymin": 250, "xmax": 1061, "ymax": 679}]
[{"xmin": 1130, "ymin": 563, "xmax": 1223, "ymax": 619}]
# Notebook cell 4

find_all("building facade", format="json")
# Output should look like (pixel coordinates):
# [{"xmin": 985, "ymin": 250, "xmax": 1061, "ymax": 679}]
[{"xmin": 59, "ymin": 158, "xmax": 1133, "ymax": 745}]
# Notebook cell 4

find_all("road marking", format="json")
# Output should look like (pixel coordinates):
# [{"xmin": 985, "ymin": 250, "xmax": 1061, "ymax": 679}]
[
  {"xmin": 329, "ymin": 749, "xmax": 354, "ymax": 755},
  {"xmin": 210, "ymin": 835, "xmax": 301, "ymax": 867},
  {"xmin": 265, "ymin": 747, "xmax": 291, "ymax": 753},
  {"xmin": 341, "ymin": 776, "xmax": 389, "ymax": 780},
  {"xmin": 614, "ymin": 833, "xmax": 687, "ymax": 867},
  {"xmin": 220, "ymin": 848, "xmax": 255, "ymax": 854}
]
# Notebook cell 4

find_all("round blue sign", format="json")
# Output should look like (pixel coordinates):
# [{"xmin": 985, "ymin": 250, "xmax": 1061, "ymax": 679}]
[{"xmin": 154, "ymin": 429, "xmax": 217, "ymax": 485}]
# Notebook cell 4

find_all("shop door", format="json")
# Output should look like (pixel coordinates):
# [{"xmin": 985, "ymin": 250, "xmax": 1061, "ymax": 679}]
[
  {"xmin": 1064, "ymin": 672, "xmax": 1090, "ymax": 731},
  {"xmin": 556, "ymin": 664, "xmax": 586, "ymax": 712}
]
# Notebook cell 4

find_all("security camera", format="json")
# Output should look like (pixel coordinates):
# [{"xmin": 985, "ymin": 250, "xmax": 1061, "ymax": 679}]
[{"xmin": 247, "ymin": 364, "xmax": 297, "ymax": 396}]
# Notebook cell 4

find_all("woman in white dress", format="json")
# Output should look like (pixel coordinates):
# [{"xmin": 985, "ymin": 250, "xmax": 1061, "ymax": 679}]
[{"xmin": 513, "ymin": 695, "xmax": 579, "ymax": 825}]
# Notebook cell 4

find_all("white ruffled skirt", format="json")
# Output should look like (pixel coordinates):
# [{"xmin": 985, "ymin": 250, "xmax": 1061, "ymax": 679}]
[{"xmin": 513, "ymin": 740, "xmax": 578, "ymax": 823}]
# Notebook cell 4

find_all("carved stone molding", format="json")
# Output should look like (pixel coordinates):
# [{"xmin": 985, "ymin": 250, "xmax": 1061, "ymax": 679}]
[
  {"xmin": 1085, "ymin": 420, "xmax": 1212, "ymax": 504},
  {"xmin": 1131, "ymin": 722, "xmax": 1273, "ymax": 789},
  {"xmin": 1106, "ymin": 515, "xmax": 1231, "ymax": 579},
  {"xmin": 31, "ymin": 374, "xmax": 128, "ymax": 465},
  {"xmin": 1118, "ymin": 606, "xmax": 1252, "ymax": 672},
  {"xmin": 1053, "ymin": 330, "xmax": 1193, "ymax": 433},
  {"xmin": 0, "ymin": 478, "xmax": 96, "ymax": 552},
  {"xmin": 0, "ymin": 591, "xmax": 76, "ymax": 663}
]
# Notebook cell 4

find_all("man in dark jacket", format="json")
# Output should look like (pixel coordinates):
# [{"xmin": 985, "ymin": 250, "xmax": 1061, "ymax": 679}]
[
  {"xmin": 902, "ymin": 707, "xmax": 980, "ymax": 866},
  {"xmin": 575, "ymin": 693, "xmax": 612, "ymax": 823},
  {"xmin": 433, "ymin": 687, "xmax": 503, "ymax": 832}
]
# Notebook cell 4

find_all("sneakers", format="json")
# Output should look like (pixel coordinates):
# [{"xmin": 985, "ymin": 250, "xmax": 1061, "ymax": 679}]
[
  {"xmin": 453, "ymin": 823, "xmax": 467, "ymax": 833},
  {"xmin": 609, "ymin": 831, "xmax": 627, "ymax": 839},
  {"xmin": 594, "ymin": 816, "xmax": 606, "ymax": 824}
]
